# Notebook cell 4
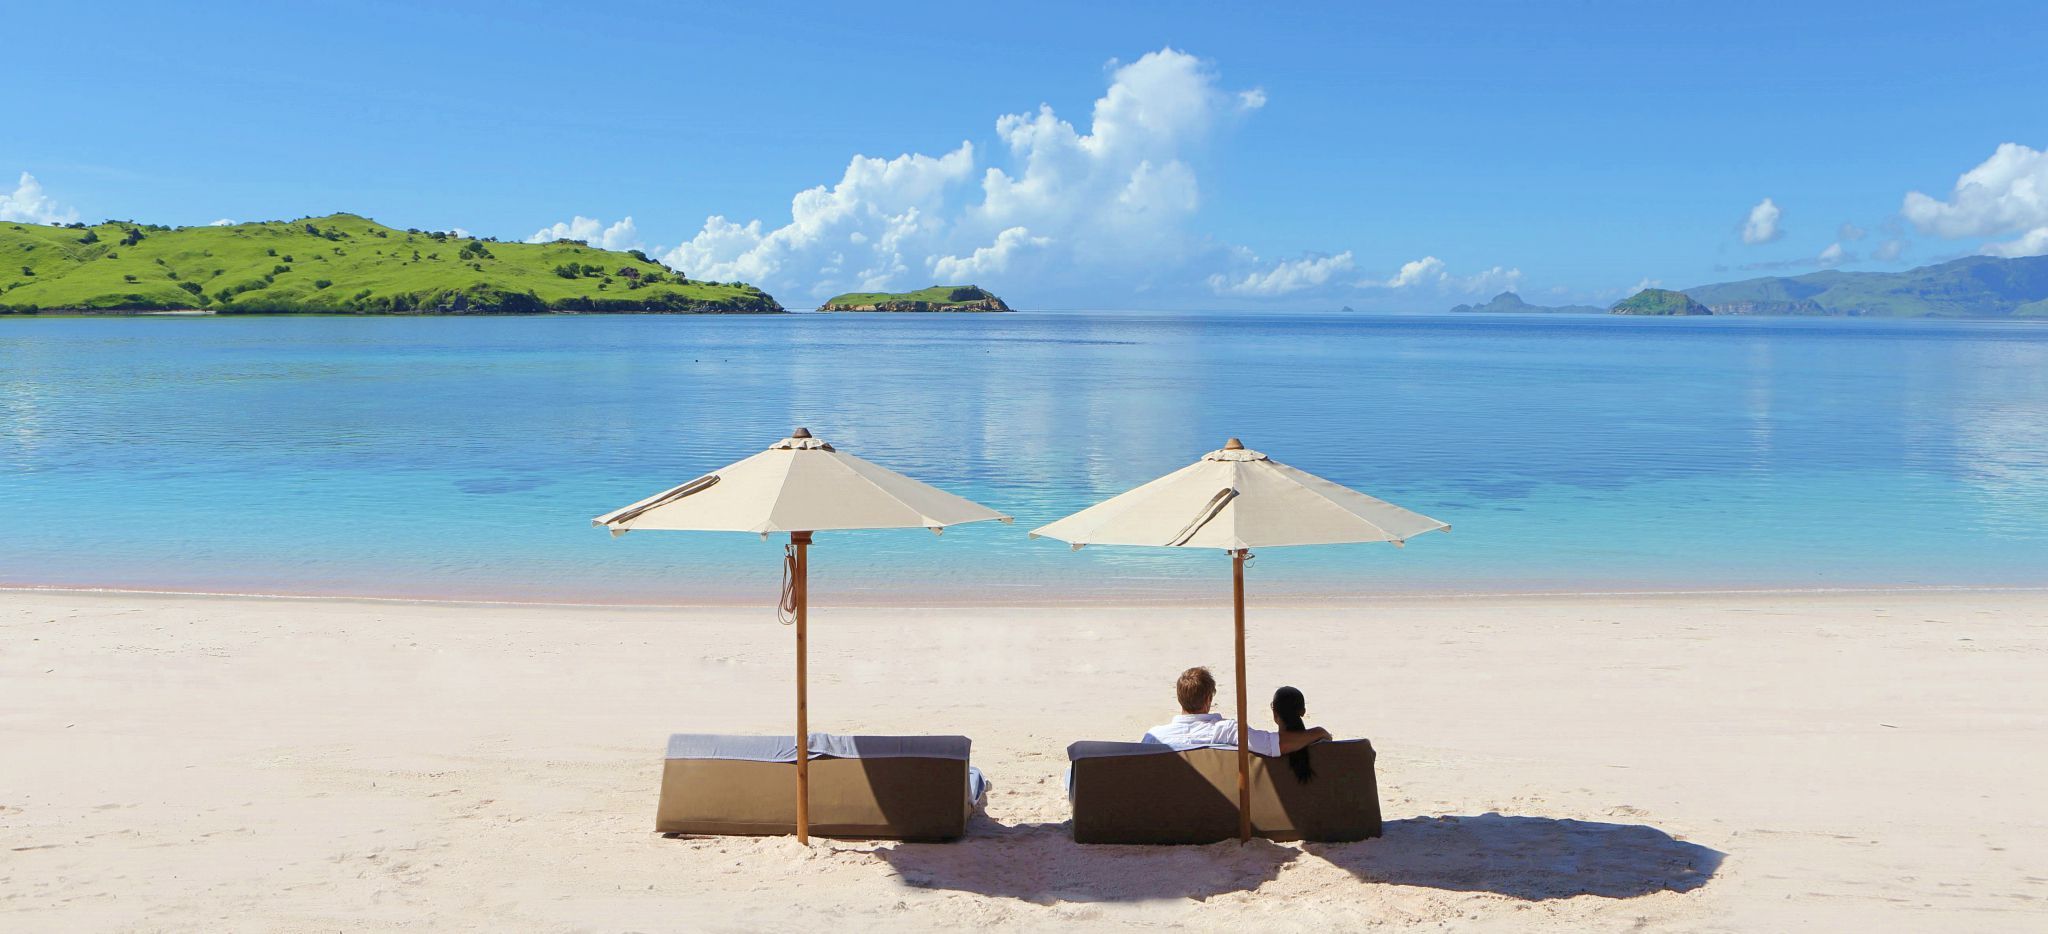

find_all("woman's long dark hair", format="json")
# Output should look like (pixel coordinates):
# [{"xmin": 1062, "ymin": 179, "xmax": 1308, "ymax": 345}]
[{"xmin": 1272, "ymin": 686, "xmax": 1314, "ymax": 783}]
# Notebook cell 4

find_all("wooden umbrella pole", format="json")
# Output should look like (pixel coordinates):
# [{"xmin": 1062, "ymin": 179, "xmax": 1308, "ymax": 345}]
[
  {"xmin": 793, "ymin": 531, "xmax": 812, "ymax": 846},
  {"xmin": 1233, "ymin": 548, "xmax": 1251, "ymax": 843}
]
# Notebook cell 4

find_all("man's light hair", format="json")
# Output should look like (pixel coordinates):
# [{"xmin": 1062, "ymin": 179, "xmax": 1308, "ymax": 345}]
[{"xmin": 1177, "ymin": 666, "xmax": 1216, "ymax": 713}]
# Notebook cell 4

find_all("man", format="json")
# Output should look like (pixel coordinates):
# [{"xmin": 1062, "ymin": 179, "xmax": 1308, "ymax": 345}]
[{"xmin": 1142, "ymin": 666, "xmax": 1329, "ymax": 755}]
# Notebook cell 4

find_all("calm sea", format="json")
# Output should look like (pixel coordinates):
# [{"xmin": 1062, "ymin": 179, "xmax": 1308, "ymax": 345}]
[{"xmin": 4, "ymin": 312, "xmax": 2047, "ymax": 604}]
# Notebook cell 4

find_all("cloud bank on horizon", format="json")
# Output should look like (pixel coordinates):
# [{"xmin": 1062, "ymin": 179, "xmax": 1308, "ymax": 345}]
[
  {"xmin": 528, "ymin": 49, "xmax": 1520, "ymax": 307},
  {"xmin": 517, "ymin": 50, "xmax": 2048, "ymax": 305}
]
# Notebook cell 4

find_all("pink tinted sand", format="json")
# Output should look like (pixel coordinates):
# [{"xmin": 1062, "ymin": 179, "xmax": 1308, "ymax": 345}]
[{"xmin": 3, "ymin": 588, "xmax": 2044, "ymax": 931}]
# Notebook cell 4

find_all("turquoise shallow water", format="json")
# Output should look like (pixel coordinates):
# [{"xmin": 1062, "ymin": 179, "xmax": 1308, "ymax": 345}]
[{"xmin": 4, "ymin": 312, "xmax": 2048, "ymax": 603}]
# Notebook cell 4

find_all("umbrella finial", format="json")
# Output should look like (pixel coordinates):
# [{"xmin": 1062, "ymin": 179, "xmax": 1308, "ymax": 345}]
[
  {"xmin": 791, "ymin": 427, "xmax": 812, "ymax": 439},
  {"xmin": 1223, "ymin": 437, "xmax": 1244, "ymax": 450}
]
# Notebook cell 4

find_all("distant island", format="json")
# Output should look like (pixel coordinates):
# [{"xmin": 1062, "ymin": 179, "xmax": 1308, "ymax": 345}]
[
  {"xmin": 1611, "ymin": 288, "xmax": 1713, "ymax": 316},
  {"xmin": 0, "ymin": 213, "xmax": 783, "ymax": 314},
  {"xmin": 1449, "ymin": 292, "xmax": 1606, "ymax": 315},
  {"xmin": 1683, "ymin": 255, "xmax": 2048, "ymax": 317},
  {"xmin": 1442, "ymin": 256, "xmax": 2048, "ymax": 319},
  {"xmin": 818, "ymin": 285, "xmax": 1012, "ymax": 312}
]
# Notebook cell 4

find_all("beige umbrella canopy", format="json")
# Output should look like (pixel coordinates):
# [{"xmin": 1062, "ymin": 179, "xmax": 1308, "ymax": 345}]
[
  {"xmin": 595, "ymin": 428, "xmax": 1009, "ymax": 844},
  {"xmin": 595, "ymin": 429, "xmax": 1006, "ymax": 535},
  {"xmin": 1031, "ymin": 438, "xmax": 1447, "ymax": 841}
]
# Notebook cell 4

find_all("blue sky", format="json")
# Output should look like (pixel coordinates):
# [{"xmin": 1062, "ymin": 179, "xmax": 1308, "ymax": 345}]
[{"xmin": 5, "ymin": 0, "xmax": 2046, "ymax": 308}]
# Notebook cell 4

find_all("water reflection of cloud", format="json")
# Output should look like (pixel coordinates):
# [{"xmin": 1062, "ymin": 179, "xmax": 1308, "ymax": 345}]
[
  {"xmin": 1951, "ymin": 402, "xmax": 2048, "ymax": 532},
  {"xmin": 1926, "ymin": 336, "xmax": 2048, "ymax": 534},
  {"xmin": 0, "ymin": 378, "xmax": 47, "ymax": 458},
  {"xmin": 0, "ymin": 332, "xmax": 58, "ymax": 460},
  {"xmin": 1743, "ymin": 339, "xmax": 1775, "ymax": 467}
]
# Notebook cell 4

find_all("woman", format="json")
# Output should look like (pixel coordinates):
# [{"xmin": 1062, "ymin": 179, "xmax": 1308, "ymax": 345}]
[{"xmin": 1271, "ymin": 686, "xmax": 1320, "ymax": 783}]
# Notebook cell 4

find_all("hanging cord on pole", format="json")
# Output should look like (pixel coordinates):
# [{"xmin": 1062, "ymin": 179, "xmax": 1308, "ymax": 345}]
[{"xmin": 778, "ymin": 543, "xmax": 798, "ymax": 625}]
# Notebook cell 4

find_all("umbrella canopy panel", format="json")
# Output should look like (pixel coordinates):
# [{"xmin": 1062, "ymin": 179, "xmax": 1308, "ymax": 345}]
[
  {"xmin": 1029, "ymin": 441, "xmax": 1446, "ymax": 551},
  {"xmin": 595, "ymin": 432, "xmax": 1011, "ymax": 535}
]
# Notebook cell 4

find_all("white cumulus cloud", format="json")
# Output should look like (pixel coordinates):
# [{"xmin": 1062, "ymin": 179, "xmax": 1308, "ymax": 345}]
[
  {"xmin": 527, "ymin": 215, "xmax": 642, "ymax": 252},
  {"xmin": 1903, "ymin": 143, "xmax": 2048, "ymax": 238},
  {"xmin": 1741, "ymin": 197, "xmax": 1782, "ymax": 244},
  {"xmin": 0, "ymin": 172, "xmax": 79, "ymax": 224},
  {"xmin": 1873, "ymin": 239, "xmax": 1907, "ymax": 262},
  {"xmin": 1982, "ymin": 227, "xmax": 2048, "ymax": 258},
  {"xmin": 1817, "ymin": 242, "xmax": 1847, "ymax": 267},
  {"xmin": 650, "ymin": 47, "xmax": 1262, "ymax": 301},
  {"xmin": 1370, "ymin": 255, "xmax": 1522, "ymax": 294},
  {"xmin": 932, "ymin": 226, "xmax": 1050, "ymax": 281},
  {"xmin": 1385, "ymin": 256, "xmax": 1446, "ymax": 288},
  {"xmin": 209, "ymin": 218, "xmax": 235, "ymax": 226},
  {"xmin": 1208, "ymin": 251, "xmax": 1355, "ymax": 296},
  {"xmin": 1462, "ymin": 266, "xmax": 1525, "ymax": 294},
  {"xmin": 1902, "ymin": 143, "xmax": 2048, "ymax": 260},
  {"xmin": 664, "ymin": 145, "xmax": 974, "ymax": 290}
]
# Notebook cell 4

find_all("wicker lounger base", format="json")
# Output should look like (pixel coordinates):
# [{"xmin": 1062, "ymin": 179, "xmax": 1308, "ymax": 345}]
[
  {"xmin": 657, "ymin": 734, "xmax": 978, "ymax": 841},
  {"xmin": 1067, "ymin": 739, "xmax": 1382, "ymax": 844}
]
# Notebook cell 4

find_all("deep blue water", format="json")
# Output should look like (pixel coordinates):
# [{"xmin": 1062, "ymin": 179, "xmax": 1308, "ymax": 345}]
[{"xmin": 4, "ymin": 312, "xmax": 2047, "ymax": 603}]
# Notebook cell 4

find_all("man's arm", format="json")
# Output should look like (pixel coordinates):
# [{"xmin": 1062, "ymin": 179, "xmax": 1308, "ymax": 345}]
[{"xmin": 1274, "ymin": 727, "xmax": 1331, "ymax": 755}]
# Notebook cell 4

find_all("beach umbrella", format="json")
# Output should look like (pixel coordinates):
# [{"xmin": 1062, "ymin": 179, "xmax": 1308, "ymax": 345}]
[
  {"xmin": 594, "ymin": 428, "xmax": 1009, "ymax": 844},
  {"xmin": 1030, "ymin": 438, "xmax": 1447, "ymax": 842}
]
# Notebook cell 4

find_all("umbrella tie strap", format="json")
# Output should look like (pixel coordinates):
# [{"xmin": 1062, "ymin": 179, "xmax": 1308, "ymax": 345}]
[
  {"xmin": 777, "ymin": 544, "xmax": 798, "ymax": 626},
  {"xmin": 1167, "ymin": 487, "xmax": 1238, "ymax": 547},
  {"xmin": 604, "ymin": 473, "xmax": 720, "ymax": 527}
]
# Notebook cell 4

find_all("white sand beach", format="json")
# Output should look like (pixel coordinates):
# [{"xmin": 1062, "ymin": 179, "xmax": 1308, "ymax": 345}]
[{"xmin": 4, "ymin": 588, "xmax": 2044, "ymax": 931}]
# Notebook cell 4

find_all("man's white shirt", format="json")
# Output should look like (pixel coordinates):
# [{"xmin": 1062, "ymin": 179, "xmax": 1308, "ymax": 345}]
[{"xmin": 1141, "ymin": 712, "xmax": 1281, "ymax": 757}]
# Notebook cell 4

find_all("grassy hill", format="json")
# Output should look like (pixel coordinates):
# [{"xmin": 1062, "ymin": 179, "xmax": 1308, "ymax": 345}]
[
  {"xmin": 1611, "ymin": 288, "xmax": 1712, "ymax": 316},
  {"xmin": 1683, "ymin": 255, "xmax": 2048, "ymax": 317},
  {"xmin": 818, "ymin": 285, "xmax": 1011, "ymax": 312},
  {"xmin": 0, "ymin": 214, "xmax": 782, "ymax": 314}
]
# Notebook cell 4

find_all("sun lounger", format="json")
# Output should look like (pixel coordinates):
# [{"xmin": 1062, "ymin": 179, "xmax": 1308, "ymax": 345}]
[
  {"xmin": 656, "ymin": 733, "xmax": 987, "ymax": 841},
  {"xmin": 1065, "ymin": 738, "xmax": 1382, "ymax": 844}
]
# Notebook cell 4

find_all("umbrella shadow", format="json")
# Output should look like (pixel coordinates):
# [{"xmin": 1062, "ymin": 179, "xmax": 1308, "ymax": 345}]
[
  {"xmin": 870, "ymin": 811, "xmax": 1298, "ymax": 904},
  {"xmin": 1305, "ymin": 813, "xmax": 1723, "ymax": 900}
]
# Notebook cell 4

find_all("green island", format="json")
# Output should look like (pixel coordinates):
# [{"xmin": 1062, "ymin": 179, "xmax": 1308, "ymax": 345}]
[
  {"xmin": 1682, "ymin": 254, "xmax": 2048, "ymax": 317},
  {"xmin": 1449, "ymin": 291, "xmax": 1606, "ymax": 314},
  {"xmin": 1611, "ymin": 288, "xmax": 1713, "ymax": 316},
  {"xmin": 0, "ymin": 213, "xmax": 782, "ymax": 314},
  {"xmin": 818, "ymin": 285, "xmax": 1012, "ymax": 312},
  {"xmin": 1448, "ymin": 256, "xmax": 2048, "ymax": 319}
]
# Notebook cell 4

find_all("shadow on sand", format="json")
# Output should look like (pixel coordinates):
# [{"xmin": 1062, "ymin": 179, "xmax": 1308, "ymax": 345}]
[
  {"xmin": 871, "ymin": 812, "xmax": 1297, "ymax": 904},
  {"xmin": 1307, "ymin": 813, "xmax": 1724, "ymax": 900},
  {"xmin": 871, "ymin": 812, "xmax": 1720, "ymax": 904}
]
